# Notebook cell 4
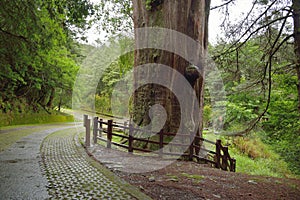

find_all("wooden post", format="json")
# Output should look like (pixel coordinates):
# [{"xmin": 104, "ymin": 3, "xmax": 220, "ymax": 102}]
[
  {"xmin": 159, "ymin": 130, "xmax": 164, "ymax": 157},
  {"xmin": 222, "ymin": 146, "xmax": 229, "ymax": 171},
  {"xmin": 189, "ymin": 132, "xmax": 194, "ymax": 161},
  {"xmin": 83, "ymin": 114, "xmax": 88, "ymax": 127},
  {"xmin": 215, "ymin": 139, "xmax": 221, "ymax": 169},
  {"xmin": 107, "ymin": 119, "xmax": 113, "ymax": 148},
  {"xmin": 85, "ymin": 118, "xmax": 91, "ymax": 147},
  {"xmin": 99, "ymin": 119, "xmax": 103, "ymax": 137},
  {"xmin": 128, "ymin": 124, "xmax": 133, "ymax": 153},
  {"xmin": 230, "ymin": 158, "xmax": 236, "ymax": 172},
  {"xmin": 93, "ymin": 117, "xmax": 98, "ymax": 144}
]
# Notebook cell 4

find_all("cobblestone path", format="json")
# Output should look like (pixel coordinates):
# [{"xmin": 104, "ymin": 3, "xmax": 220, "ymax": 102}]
[
  {"xmin": 0, "ymin": 126, "xmax": 72, "ymax": 200},
  {"xmin": 40, "ymin": 129, "xmax": 136, "ymax": 200}
]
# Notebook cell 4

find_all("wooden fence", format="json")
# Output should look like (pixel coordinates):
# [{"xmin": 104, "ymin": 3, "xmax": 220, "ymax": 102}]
[{"xmin": 84, "ymin": 115, "xmax": 236, "ymax": 172}]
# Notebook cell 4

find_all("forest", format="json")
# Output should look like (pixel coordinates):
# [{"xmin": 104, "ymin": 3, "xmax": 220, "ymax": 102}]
[{"xmin": 0, "ymin": 0, "xmax": 299, "ymax": 177}]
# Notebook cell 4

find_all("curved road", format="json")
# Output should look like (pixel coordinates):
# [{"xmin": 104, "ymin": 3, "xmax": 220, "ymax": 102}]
[{"xmin": 0, "ymin": 123, "xmax": 149, "ymax": 200}]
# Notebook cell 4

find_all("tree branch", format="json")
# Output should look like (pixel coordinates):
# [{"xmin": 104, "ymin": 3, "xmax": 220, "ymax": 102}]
[
  {"xmin": 210, "ymin": 0, "xmax": 235, "ymax": 11},
  {"xmin": 0, "ymin": 27, "xmax": 28, "ymax": 42},
  {"xmin": 226, "ymin": 10, "xmax": 291, "ymax": 137},
  {"xmin": 213, "ymin": 14, "xmax": 292, "ymax": 60}
]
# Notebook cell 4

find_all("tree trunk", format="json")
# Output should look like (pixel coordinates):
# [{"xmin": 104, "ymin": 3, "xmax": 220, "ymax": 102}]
[
  {"xmin": 132, "ymin": 0, "xmax": 210, "ymax": 149},
  {"xmin": 293, "ymin": 0, "xmax": 300, "ymax": 115},
  {"xmin": 46, "ymin": 87, "xmax": 55, "ymax": 109}
]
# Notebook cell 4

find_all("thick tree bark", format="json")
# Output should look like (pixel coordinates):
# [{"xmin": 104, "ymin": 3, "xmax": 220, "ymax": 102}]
[
  {"xmin": 293, "ymin": 0, "xmax": 300, "ymax": 115},
  {"xmin": 132, "ymin": 0, "xmax": 210, "ymax": 148}
]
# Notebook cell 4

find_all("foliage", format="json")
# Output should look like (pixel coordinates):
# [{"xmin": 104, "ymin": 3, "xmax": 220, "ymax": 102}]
[
  {"xmin": 94, "ymin": 36, "xmax": 134, "ymax": 116},
  {"xmin": 261, "ymin": 72, "xmax": 300, "ymax": 175},
  {"xmin": 233, "ymin": 136, "xmax": 272, "ymax": 159},
  {"xmin": 94, "ymin": 0, "xmax": 133, "ymax": 36},
  {"xmin": 91, "ymin": 0, "xmax": 300, "ymax": 176},
  {"xmin": 231, "ymin": 148, "xmax": 294, "ymax": 178},
  {"xmin": 203, "ymin": 131, "xmax": 295, "ymax": 178},
  {"xmin": 211, "ymin": 35, "xmax": 300, "ymax": 174},
  {"xmin": 0, "ymin": 0, "xmax": 94, "ymax": 114},
  {"xmin": 203, "ymin": 105, "xmax": 212, "ymax": 128},
  {"xmin": 210, "ymin": 0, "xmax": 300, "ymax": 174},
  {"xmin": 95, "ymin": 95, "xmax": 112, "ymax": 114}
]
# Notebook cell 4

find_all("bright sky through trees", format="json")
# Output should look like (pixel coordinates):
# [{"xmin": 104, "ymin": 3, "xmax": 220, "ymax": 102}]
[
  {"xmin": 209, "ymin": 0, "xmax": 253, "ymax": 44},
  {"xmin": 84, "ymin": 0, "xmax": 253, "ymax": 45}
]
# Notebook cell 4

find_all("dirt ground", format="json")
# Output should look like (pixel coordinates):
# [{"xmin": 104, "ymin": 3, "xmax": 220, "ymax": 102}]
[
  {"xmin": 86, "ymin": 141, "xmax": 300, "ymax": 200},
  {"xmin": 114, "ymin": 161, "xmax": 300, "ymax": 200}
]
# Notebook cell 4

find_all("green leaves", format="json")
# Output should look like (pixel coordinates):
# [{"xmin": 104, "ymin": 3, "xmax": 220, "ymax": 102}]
[
  {"xmin": 94, "ymin": 0, "xmax": 133, "ymax": 36},
  {"xmin": 0, "ymin": 0, "xmax": 91, "ymax": 112},
  {"xmin": 211, "ymin": 16, "xmax": 300, "ymax": 174}
]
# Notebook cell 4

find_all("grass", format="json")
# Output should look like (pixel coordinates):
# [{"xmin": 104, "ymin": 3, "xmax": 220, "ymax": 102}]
[
  {"xmin": 203, "ymin": 130, "xmax": 298, "ymax": 178},
  {"xmin": 0, "ymin": 124, "xmax": 68, "ymax": 152},
  {"xmin": 166, "ymin": 174, "xmax": 179, "ymax": 181},
  {"xmin": 0, "ymin": 110, "xmax": 74, "ymax": 152},
  {"xmin": 165, "ymin": 173, "xmax": 205, "ymax": 183},
  {"xmin": 181, "ymin": 173, "xmax": 205, "ymax": 182},
  {"xmin": 230, "ymin": 148, "xmax": 295, "ymax": 178},
  {"xmin": 0, "ymin": 111, "xmax": 74, "ymax": 127}
]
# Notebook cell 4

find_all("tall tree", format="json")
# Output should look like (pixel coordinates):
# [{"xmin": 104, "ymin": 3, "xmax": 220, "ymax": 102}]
[{"xmin": 132, "ymin": 0, "xmax": 211, "ymax": 150}]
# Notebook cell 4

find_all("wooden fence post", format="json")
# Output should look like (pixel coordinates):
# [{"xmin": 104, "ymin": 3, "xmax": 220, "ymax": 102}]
[
  {"xmin": 128, "ymin": 124, "xmax": 133, "ymax": 153},
  {"xmin": 93, "ymin": 117, "xmax": 98, "ymax": 144},
  {"xmin": 222, "ymin": 146, "xmax": 229, "ymax": 171},
  {"xmin": 99, "ymin": 119, "xmax": 103, "ymax": 137},
  {"xmin": 159, "ymin": 130, "xmax": 164, "ymax": 157},
  {"xmin": 230, "ymin": 158, "xmax": 236, "ymax": 172},
  {"xmin": 215, "ymin": 139, "xmax": 221, "ymax": 169},
  {"xmin": 107, "ymin": 119, "xmax": 113, "ymax": 148},
  {"xmin": 85, "ymin": 118, "xmax": 91, "ymax": 147},
  {"xmin": 83, "ymin": 114, "xmax": 88, "ymax": 127}
]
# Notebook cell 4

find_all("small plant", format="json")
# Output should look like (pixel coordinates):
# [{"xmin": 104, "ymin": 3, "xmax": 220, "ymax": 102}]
[
  {"xmin": 145, "ymin": 0, "xmax": 152, "ymax": 10},
  {"xmin": 181, "ymin": 173, "xmax": 204, "ymax": 182},
  {"xmin": 165, "ymin": 174, "xmax": 179, "ymax": 182}
]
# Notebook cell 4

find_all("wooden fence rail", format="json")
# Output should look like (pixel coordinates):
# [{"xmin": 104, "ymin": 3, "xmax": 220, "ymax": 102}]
[{"xmin": 84, "ymin": 115, "xmax": 236, "ymax": 172}]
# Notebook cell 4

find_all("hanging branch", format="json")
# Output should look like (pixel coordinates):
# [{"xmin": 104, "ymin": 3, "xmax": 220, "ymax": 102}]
[
  {"xmin": 213, "ymin": 14, "xmax": 291, "ymax": 60},
  {"xmin": 212, "ymin": 1, "xmax": 285, "ymax": 60},
  {"xmin": 227, "ymin": 10, "xmax": 291, "ymax": 136},
  {"xmin": 224, "ymin": 0, "xmax": 258, "ymax": 38}
]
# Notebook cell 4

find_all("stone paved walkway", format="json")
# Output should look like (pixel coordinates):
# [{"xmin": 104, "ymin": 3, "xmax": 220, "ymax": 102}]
[
  {"xmin": 0, "ymin": 126, "xmax": 72, "ymax": 200},
  {"xmin": 40, "ymin": 128, "xmax": 141, "ymax": 200},
  {"xmin": 0, "ymin": 124, "xmax": 150, "ymax": 200}
]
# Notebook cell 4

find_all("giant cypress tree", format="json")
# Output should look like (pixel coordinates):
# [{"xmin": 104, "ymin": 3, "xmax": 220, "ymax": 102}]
[{"xmin": 132, "ymin": 0, "xmax": 211, "ymax": 149}]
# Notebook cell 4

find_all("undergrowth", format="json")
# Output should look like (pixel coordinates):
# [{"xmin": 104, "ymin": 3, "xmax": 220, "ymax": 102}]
[
  {"xmin": 0, "ymin": 110, "xmax": 74, "ymax": 127},
  {"xmin": 204, "ymin": 131, "xmax": 298, "ymax": 178},
  {"xmin": 231, "ymin": 135, "xmax": 297, "ymax": 178}
]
